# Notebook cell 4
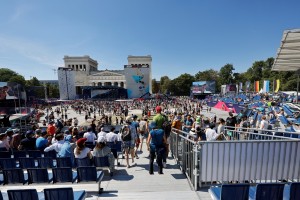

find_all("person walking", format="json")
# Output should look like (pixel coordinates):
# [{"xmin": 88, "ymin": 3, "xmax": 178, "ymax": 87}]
[{"xmin": 147, "ymin": 121, "xmax": 166, "ymax": 175}]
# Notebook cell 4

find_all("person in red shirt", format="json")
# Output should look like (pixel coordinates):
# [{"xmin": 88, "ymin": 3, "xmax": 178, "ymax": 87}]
[{"xmin": 47, "ymin": 121, "xmax": 56, "ymax": 136}]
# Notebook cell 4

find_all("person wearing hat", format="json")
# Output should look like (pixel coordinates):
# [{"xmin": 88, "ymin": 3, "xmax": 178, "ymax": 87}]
[
  {"xmin": 92, "ymin": 136, "xmax": 115, "ymax": 176},
  {"xmin": 58, "ymin": 135, "xmax": 75, "ymax": 166},
  {"xmin": 153, "ymin": 106, "xmax": 167, "ymax": 129},
  {"xmin": 74, "ymin": 138, "xmax": 92, "ymax": 159},
  {"xmin": 18, "ymin": 130, "xmax": 36, "ymax": 150},
  {"xmin": 147, "ymin": 121, "xmax": 166, "ymax": 175}
]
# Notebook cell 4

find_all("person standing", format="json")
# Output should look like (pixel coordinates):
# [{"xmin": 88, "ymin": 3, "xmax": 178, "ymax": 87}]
[{"xmin": 147, "ymin": 121, "xmax": 166, "ymax": 175}]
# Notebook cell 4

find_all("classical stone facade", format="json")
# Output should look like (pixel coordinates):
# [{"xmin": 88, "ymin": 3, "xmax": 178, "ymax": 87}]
[{"xmin": 61, "ymin": 55, "xmax": 152, "ymax": 99}]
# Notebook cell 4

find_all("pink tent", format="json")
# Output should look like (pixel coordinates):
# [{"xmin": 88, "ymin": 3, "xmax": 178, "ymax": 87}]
[{"xmin": 213, "ymin": 101, "xmax": 237, "ymax": 113}]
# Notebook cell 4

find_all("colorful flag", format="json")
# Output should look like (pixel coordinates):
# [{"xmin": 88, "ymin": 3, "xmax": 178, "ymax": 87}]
[
  {"xmin": 274, "ymin": 79, "xmax": 280, "ymax": 92},
  {"xmin": 255, "ymin": 81, "xmax": 259, "ymax": 92},
  {"xmin": 239, "ymin": 82, "xmax": 243, "ymax": 92},
  {"xmin": 246, "ymin": 81, "xmax": 250, "ymax": 92},
  {"xmin": 263, "ymin": 80, "xmax": 270, "ymax": 93}
]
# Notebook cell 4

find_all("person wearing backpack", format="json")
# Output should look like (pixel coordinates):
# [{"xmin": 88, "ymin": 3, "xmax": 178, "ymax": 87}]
[
  {"xmin": 121, "ymin": 116, "xmax": 137, "ymax": 168},
  {"xmin": 147, "ymin": 121, "xmax": 166, "ymax": 175}
]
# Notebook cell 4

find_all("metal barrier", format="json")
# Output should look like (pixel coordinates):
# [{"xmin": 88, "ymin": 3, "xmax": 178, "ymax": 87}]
[{"xmin": 169, "ymin": 127, "xmax": 300, "ymax": 190}]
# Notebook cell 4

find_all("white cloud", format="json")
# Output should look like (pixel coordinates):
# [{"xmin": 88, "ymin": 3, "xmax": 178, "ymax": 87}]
[{"xmin": 8, "ymin": 4, "xmax": 33, "ymax": 23}]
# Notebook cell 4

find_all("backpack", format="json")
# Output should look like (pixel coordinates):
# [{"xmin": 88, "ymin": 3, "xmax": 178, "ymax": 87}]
[
  {"xmin": 162, "ymin": 115, "xmax": 172, "ymax": 137},
  {"xmin": 121, "ymin": 125, "xmax": 132, "ymax": 141}
]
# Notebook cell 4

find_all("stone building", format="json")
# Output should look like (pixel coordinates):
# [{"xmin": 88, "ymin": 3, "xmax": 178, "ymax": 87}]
[{"xmin": 59, "ymin": 55, "xmax": 152, "ymax": 99}]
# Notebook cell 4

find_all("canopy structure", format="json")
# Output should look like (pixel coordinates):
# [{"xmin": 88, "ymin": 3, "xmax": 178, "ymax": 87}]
[
  {"xmin": 272, "ymin": 29, "xmax": 300, "ymax": 71},
  {"xmin": 272, "ymin": 29, "xmax": 300, "ymax": 103}
]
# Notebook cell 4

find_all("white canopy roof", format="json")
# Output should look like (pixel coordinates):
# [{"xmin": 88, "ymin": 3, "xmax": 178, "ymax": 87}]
[{"xmin": 272, "ymin": 29, "xmax": 300, "ymax": 71}]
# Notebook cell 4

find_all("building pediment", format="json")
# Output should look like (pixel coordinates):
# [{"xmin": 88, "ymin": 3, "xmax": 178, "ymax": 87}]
[{"xmin": 91, "ymin": 70, "xmax": 124, "ymax": 77}]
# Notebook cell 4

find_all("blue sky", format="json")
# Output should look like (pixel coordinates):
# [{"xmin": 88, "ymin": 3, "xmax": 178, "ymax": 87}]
[{"xmin": 0, "ymin": 0, "xmax": 299, "ymax": 81}]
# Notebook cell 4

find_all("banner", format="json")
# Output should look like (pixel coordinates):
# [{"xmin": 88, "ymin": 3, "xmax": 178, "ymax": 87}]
[
  {"xmin": 274, "ymin": 79, "xmax": 280, "ymax": 92},
  {"xmin": 239, "ymin": 82, "xmax": 243, "ymax": 92},
  {"xmin": 246, "ymin": 81, "xmax": 250, "ymax": 92},
  {"xmin": 263, "ymin": 80, "xmax": 270, "ymax": 93},
  {"xmin": 255, "ymin": 81, "xmax": 260, "ymax": 92}
]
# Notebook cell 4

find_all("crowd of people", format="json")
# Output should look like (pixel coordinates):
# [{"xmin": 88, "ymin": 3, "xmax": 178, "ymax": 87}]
[{"xmin": 1, "ymin": 95, "xmax": 297, "ymax": 176}]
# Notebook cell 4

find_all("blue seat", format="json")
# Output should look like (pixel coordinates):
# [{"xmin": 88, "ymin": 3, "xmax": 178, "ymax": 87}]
[
  {"xmin": 0, "ymin": 151, "xmax": 11, "ymax": 158},
  {"xmin": 0, "ymin": 158, "xmax": 16, "ymax": 169},
  {"xmin": 56, "ymin": 157, "xmax": 72, "ymax": 168},
  {"xmin": 27, "ymin": 150, "xmax": 42, "ymax": 159},
  {"xmin": 0, "ymin": 190, "xmax": 3, "ymax": 200},
  {"xmin": 52, "ymin": 167, "xmax": 76, "ymax": 183},
  {"xmin": 2, "ymin": 168, "xmax": 25, "ymax": 185},
  {"xmin": 44, "ymin": 187, "xmax": 86, "ymax": 200},
  {"xmin": 75, "ymin": 157, "xmax": 92, "ymax": 167},
  {"xmin": 283, "ymin": 182, "xmax": 300, "ymax": 200},
  {"xmin": 76, "ymin": 166, "xmax": 104, "ymax": 194},
  {"xmin": 85, "ymin": 142, "xmax": 96, "ymax": 150},
  {"xmin": 249, "ymin": 183, "xmax": 285, "ymax": 200},
  {"xmin": 278, "ymin": 115, "xmax": 289, "ymax": 126},
  {"xmin": 37, "ymin": 157, "xmax": 54, "ymax": 168},
  {"xmin": 12, "ymin": 151, "xmax": 27, "ymax": 160},
  {"xmin": 27, "ymin": 168, "xmax": 49, "ymax": 184},
  {"xmin": 93, "ymin": 156, "xmax": 110, "ymax": 168},
  {"xmin": 209, "ymin": 184, "xmax": 250, "ymax": 200},
  {"xmin": 7, "ymin": 189, "xmax": 39, "ymax": 200},
  {"xmin": 18, "ymin": 157, "xmax": 36, "ymax": 169},
  {"xmin": 44, "ymin": 150, "xmax": 57, "ymax": 159}
]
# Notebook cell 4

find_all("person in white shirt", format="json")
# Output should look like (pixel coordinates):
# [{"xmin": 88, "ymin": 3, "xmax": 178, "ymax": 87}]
[
  {"xmin": 259, "ymin": 115, "xmax": 269, "ymax": 134},
  {"xmin": 83, "ymin": 127, "xmax": 97, "ymax": 144},
  {"xmin": 105, "ymin": 127, "xmax": 118, "ymax": 143},
  {"xmin": 44, "ymin": 134, "xmax": 65, "ymax": 153},
  {"xmin": 97, "ymin": 127, "xmax": 107, "ymax": 139},
  {"xmin": 205, "ymin": 124, "xmax": 219, "ymax": 141},
  {"xmin": 74, "ymin": 138, "xmax": 92, "ymax": 159}
]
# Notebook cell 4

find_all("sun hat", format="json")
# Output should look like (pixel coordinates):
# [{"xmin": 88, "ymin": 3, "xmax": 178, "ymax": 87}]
[{"xmin": 76, "ymin": 138, "xmax": 87, "ymax": 147}]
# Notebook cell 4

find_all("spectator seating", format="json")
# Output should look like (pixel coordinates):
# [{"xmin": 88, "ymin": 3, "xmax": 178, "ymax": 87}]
[
  {"xmin": 76, "ymin": 166, "xmax": 104, "ymax": 194},
  {"xmin": 75, "ymin": 157, "xmax": 92, "ymax": 167},
  {"xmin": 56, "ymin": 157, "xmax": 73, "ymax": 168},
  {"xmin": 7, "ymin": 189, "xmax": 39, "ymax": 200},
  {"xmin": 0, "ymin": 151, "xmax": 11, "ymax": 158},
  {"xmin": 106, "ymin": 141, "xmax": 123, "ymax": 165},
  {"xmin": 27, "ymin": 168, "xmax": 50, "ymax": 184},
  {"xmin": 44, "ymin": 150, "xmax": 57, "ymax": 159},
  {"xmin": 44, "ymin": 187, "xmax": 86, "ymax": 200},
  {"xmin": 283, "ymin": 182, "xmax": 300, "ymax": 200},
  {"xmin": 52, "ymin": 167, "xmax": 76, "ymax": 183},
  {"xmin": 12, "ymin": 151, "xmax": 27, "ymax": 160},
  {"xmin": 0, "ymin": 190, "xmax": 3, "ymax": 200},
  {"xmin": 18, "ymin": 157, "xmax": 36, "ymax": 169},
  {"xmin": 37, "ymin": 157, "xmax": 54, "ymax": 168},
  {"xmin": 27, "ymin": 150, "xmax": 42, "ymax": 159},
  {"xmin": 249, "ymin": 183, "xmax": 285, "ymax": 200},
  {"xmin": 2, "ymin": 168, "xmax": 25, "ymax": 185},
  {"xmin": 0, "ymin": 158, "xmax": 16, "ymax": 170},
  {"xmin": 209, "ymin": 184, "xmax": 250, "ymax": 200}
]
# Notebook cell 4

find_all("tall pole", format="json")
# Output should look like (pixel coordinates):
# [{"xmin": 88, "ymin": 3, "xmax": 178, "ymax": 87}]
[{"xmin": 297, "ymin": 71, "xmax": 299, "ymax": 104}]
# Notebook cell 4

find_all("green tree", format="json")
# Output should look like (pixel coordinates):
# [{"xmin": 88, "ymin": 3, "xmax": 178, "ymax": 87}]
[
  {"xmin": 195, "ymin": 69, "xmax": 219, "ymax": 81},
  {"xmin": 170, "ymin": 73, "xmax": 195, "ymax": 96},
  {"xmin": 8, "ymin": 75, "xmax": 26, "ymax": 85},
  {"xmin": 160, "ymin": 76, "xmax": 171, "ymax": 94},
  {"xmin": 0, "ymin": 68, "xmax": 18, "ymax": 82},
  {"xmin": 151, "ymin": 79, "xmax": 159, "ymax": 94},
  {"xmin": 26, "ymin": 77, "xmax": 41, "ymax": 87},
  {"xmin": 219, "ymin": 64, "xmax": 235, "ymax": 85}
]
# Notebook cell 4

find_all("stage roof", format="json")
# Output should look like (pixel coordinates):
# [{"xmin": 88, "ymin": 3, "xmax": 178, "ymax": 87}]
[{"xmin": 272, "ymin": 29, "xmax": 300, "ymax": 72}]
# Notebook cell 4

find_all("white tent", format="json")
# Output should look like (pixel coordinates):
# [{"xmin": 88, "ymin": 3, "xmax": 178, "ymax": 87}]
[{"xmin": 272, "ymin": 29, "xmax": 300, "ymax": 102}]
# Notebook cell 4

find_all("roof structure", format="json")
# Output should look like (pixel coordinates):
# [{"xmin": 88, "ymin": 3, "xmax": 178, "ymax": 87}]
[{"xmin": 272, "ymin": 29, "xmax": 300, "ymax": 72}]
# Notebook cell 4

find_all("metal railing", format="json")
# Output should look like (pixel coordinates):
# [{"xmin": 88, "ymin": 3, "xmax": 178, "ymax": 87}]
[{"xmin": 169, "ymin": 126, "xmax": 300, "ymax": 190}]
